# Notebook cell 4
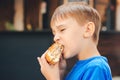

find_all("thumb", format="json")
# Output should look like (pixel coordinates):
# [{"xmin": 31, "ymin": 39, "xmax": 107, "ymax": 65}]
[{"xmin": 37, "ymin": 57, "xmax": 42, "ymax": 66}]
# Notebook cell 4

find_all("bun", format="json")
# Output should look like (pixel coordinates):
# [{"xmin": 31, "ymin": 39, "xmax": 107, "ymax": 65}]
[{"xmin": 45, "ymin": 43, "xmax": 63, "ymax": 65}]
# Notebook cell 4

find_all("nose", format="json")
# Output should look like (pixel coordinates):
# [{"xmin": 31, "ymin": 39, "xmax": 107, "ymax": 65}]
[{"xmin": 53, "ymin": 34, "xmax": 60, "ymax": 42}]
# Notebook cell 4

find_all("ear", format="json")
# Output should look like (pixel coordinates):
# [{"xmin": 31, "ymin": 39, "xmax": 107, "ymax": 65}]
[{"xmin": 83, "ymin": 22, "xmax": 95, "ymax": 38}]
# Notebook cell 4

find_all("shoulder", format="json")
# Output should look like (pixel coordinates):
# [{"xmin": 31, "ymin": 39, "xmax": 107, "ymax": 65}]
[
  {"xmin": 76, "ymin": 56, "xmax": 110, "ymax": 71},
  {"xmin": 86, "ymin": 56, "xmax": 109, "ymax": 67},
  {"xmin": 82, "ymin": 56, "xmax": 112, "ymax": 80}
]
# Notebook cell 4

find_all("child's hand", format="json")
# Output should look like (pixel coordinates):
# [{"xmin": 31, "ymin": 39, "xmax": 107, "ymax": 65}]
[
  {"xmin": 37, "ymin": 53, "xmax": 60, "ymax": 80},
  {"xmin": 59, "ymin": 56, "xmax": 67, "ymax": 80}
]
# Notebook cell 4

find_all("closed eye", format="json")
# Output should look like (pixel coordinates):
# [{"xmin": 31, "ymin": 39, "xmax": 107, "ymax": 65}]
[{"xmin": 60, "ymin": 28, "xmax": 66, "ymax": 32}]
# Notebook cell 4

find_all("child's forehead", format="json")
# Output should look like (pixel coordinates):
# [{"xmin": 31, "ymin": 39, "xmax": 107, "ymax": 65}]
[
  {"xmin": 51, "ymin": 17, "xmax": 75, "ymax": 26},
  {"xmin": 51, "ymin": 17, "xmax": 74, "ymax": 28}
]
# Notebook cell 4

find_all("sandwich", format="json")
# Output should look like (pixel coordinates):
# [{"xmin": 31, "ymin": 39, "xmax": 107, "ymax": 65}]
[{"xmin": 45, "ymin": 43, "xmax": 63, "ymax": 65}]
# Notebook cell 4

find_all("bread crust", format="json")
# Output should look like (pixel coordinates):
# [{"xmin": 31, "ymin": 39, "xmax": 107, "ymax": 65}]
[{"xmin": 45, "ymin": 43, "xmax": 63, "ymax": 65}]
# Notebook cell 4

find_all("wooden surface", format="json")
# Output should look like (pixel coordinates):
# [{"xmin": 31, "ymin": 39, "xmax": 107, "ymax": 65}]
[{"xmin": 98, "ymin": 31, "xmax": 120, "ymax": 76}]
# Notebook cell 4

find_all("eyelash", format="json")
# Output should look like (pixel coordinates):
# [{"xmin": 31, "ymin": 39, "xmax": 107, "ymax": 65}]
[
  {"xmin": 52, "ymin": 28, "xmax": 66, "ymax": 36},
  {"xmin": 60, "ymin": 28, "xmax": 65, "ymax": 32}
]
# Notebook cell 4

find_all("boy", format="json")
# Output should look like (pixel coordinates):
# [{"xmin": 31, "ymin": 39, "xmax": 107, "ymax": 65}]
[{"xmin": 37, "ymin": 2, "xmax": 112, "ymax": 80}]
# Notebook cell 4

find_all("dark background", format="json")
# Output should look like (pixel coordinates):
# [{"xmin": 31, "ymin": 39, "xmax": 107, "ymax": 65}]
[
  {"xmin": 0, "ymin": 31, "xmax": 53, "ymax": 80},
  {"xmin": 0, "ymin": 31, "xmax": 120, "ymax": 80}
]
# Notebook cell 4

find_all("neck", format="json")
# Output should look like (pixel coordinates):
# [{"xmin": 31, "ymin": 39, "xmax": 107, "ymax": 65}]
[{"xmin": 77, "ymin": 41, "xmax": 100, "ymax": 60}]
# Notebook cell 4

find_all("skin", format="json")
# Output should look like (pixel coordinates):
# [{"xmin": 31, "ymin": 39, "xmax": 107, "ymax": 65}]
[{"xmin": 37, "ymin": 18, "xmax": 100, "ymax": 80}]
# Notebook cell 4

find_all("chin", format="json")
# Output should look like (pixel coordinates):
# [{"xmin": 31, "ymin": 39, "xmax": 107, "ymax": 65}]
[
  {"xmin": 63, "ymin": 53, "xmax": 71, "ymax": 59},
  {"xmin": 65, "ymin": 52, "xmax": 77, "ymax": 59}
]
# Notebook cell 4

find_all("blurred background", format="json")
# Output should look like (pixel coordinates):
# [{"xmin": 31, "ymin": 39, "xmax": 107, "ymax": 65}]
[{"xmin": 0, "ymin": 0, "xmax": 120, "ymax": 80}]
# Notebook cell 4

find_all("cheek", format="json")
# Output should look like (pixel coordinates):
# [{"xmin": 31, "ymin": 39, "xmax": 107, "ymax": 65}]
[
  {"xmin": 62, "ymin": 29, "xmax": 83, "ymax": 54},
  {"xmin": 63, "ymin": 31, "xmax": 80, "ymax": 48},
  {"xmin": 63, "ymin": 36, "xmax": 79, "ymax": 57},
  {"xmin": 64, "ymin": 33, "xmax": 83, "ymax": 53}
]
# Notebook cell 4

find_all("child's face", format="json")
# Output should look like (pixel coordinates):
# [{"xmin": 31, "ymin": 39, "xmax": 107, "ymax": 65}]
[{"xmin": 51, "ymin": 18, "xmax": 86, "ymax": 59}]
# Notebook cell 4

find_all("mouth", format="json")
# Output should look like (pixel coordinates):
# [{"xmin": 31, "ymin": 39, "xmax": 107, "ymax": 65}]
[
  {"xmin": 61, "ymin": 48, "xmax": 65, "ymax": 58},
  {"xmin": 59, "ymin": 43, "xmax": 64, "ymax": 57}
]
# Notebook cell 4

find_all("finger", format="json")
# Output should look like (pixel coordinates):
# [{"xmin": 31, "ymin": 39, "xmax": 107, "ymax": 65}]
[
  {"xmin": 41, "ymin": 53, "xmax": 47, "ymax": 63},
  {"xmin": 54, "ymin": 61, "xmax": 59, "ymax": 67},
  {"xmin": 41, "ymin": 53, "xmax": 46, "ymax": 59},
  {"xmin": 37, "ymin": 57, "xmax": 42, "ymax": 66},
  {"xmin": 59, "ymin": 56, "xmax": 67, "ymax": 70},
  {"xmin": 60, "ymin": 54, "xmax": 65, "ymax": 61},
  {"xmin": 60, "ymin": 55, "xmax": 66, "ymax": 64},
  {"xmin": 40, "ymin": 53, "xmax": 51, "ymax": 67},
  {"xmin": 37, "ymin": 54, "xmax": 46, "ymax": 66},
  {"xmin": 37, "ymin": 51, "xmax": 46, "ymax": 65}
]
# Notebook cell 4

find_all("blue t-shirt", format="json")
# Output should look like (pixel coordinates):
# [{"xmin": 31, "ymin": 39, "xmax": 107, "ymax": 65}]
[{"xmin": 65, "ymin": 56, "xmax": 112, "ymax": 80}]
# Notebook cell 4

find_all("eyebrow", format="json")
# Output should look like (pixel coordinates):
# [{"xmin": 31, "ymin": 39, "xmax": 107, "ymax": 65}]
[
  {"xmin": 51, "ymin": 24, "xmax": 66, "ymax": 34},
  {"xmin": 56, "ymin": 24, "xmax": 65, "ymax": 29}
]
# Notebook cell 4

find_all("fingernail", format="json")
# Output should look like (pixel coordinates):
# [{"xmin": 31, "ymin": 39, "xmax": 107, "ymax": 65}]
[{"xmin": 37, "ymin": 57, "xmax": 40, "ymax": 60}]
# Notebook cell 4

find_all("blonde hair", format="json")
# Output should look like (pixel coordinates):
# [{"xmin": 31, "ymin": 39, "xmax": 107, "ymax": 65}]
[{"xmin": 51, "ymin": 2, "xmax": 101, "ymax": 44}]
